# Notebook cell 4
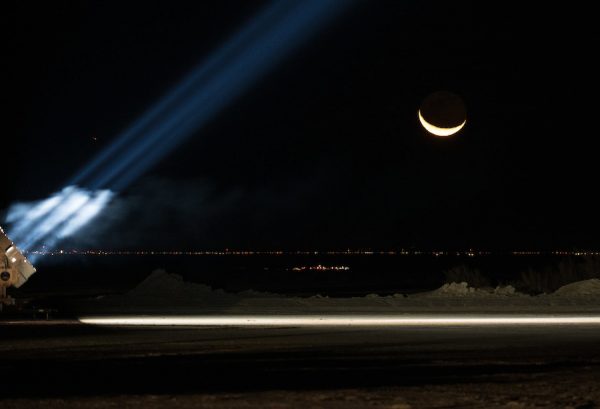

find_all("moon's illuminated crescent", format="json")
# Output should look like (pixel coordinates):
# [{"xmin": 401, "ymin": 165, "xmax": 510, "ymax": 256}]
[{"xmin": 418, "ymin": 110, "xmax": 466, "ymax": 137}]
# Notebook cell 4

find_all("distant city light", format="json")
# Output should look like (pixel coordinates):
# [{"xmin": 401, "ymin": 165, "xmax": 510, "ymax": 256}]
[
  {"xmin": 24, "ymin": 249, "xmax": 600, "ymax": 257},
  {"xmin": 291, "ymin": 265, "xmax": 350, "ymax": 271}
]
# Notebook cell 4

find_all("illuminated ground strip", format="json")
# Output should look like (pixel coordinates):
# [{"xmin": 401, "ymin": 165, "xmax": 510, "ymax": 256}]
[{"xmin": 79, "ymin": 315, "xmax": 600, "ymax": 327}]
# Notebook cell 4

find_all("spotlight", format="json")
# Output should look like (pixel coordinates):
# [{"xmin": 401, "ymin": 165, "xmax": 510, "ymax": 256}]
[
  {"xmin": 5, "ymin": 186, "xmax": 114, "ymax": 258},
  {"xmin": 0, "ymin": 226, "xmax": 36, "ymax": 308},
  {"xmin": 3, "ymin": 0, "xmax": 354, "ymax": 266}
]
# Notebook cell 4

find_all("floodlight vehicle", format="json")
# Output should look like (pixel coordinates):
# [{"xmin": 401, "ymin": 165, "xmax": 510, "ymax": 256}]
[{"xmin": 1, "ymin": 226, "xmax": 36, "ymax": 309}]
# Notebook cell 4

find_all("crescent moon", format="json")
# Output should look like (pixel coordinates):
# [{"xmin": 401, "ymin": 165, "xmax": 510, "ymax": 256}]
[{"xmin": 418, "ymin": 110, "xmax": 466, "ymax": 137}]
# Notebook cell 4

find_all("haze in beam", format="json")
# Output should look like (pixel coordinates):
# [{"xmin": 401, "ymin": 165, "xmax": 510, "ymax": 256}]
[{"xmin": 4, "ymin": 0, "xmax": 355, "ymax": 261}]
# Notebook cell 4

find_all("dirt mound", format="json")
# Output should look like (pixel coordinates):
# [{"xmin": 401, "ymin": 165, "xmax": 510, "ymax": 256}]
[
  {"xmin": 127, "ymin": 269, "xmax": 233, "ymax": 300},
  {"xmin": 422, "ymin": 282, "xmax": 522, "ymax": 297},
  {"xmin": 553, "ymin": 279, "xmax": 600, "ymax": 296}
]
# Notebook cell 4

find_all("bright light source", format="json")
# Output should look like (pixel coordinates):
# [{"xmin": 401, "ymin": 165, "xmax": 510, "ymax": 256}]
[
  {"xmin": 78, "ymin": 315, "xmax": 600, "ymax": 327},
  {"xmin": 5, "ymin": 186, "xmax": 114, "ymax": 260},
  {"xmin": 3, "ymin": 0, "xmax": 353, "ymax": 264}
]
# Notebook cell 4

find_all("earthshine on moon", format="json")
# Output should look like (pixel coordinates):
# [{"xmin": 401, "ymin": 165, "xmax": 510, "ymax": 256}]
[{"xmin": 418, "ymin": 91, "xmax": 466, "ymax": 137}]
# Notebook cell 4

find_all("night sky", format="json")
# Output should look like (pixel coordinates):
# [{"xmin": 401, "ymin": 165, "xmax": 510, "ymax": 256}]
[{"xmin": 5, "ymin": 1, "xmax": 599, "ymax": 250}]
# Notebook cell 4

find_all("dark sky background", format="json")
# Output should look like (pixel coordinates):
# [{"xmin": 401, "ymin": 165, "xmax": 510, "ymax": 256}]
[{"xmin": 4, "ymin": 1, "xmax": 599, "ymax": 250}]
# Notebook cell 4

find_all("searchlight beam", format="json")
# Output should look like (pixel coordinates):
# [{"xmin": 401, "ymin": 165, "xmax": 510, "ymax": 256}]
[{"xmin": 3, "ymin": 0, "xmax": 354, "ymax": 267}]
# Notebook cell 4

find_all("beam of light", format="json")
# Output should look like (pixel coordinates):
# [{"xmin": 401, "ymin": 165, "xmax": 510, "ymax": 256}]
[
  {"xmin": 68, "ymin": 0, "xmax": 295, "ymax": 188},
  {"xmin": 81, "ymin": 0, "xmax": 352, "ymax": 192},
  {"xmin": 78, "ymin": 315, "xmax": 600, "ymax": 327},
  {"xmin": 19, "ymin": 189, "xmax": 90, "ymax": 250},
  {"xmin": 3, "ymin": 0, "xmax": 353, "ymax": 265},
  {"xmin": 5, "ymin": 186, "xmax": 114, "ymax": 261},
  {"xmin": 56, "ymin": 190, "xmax": 113, "ymax": 239},
  {"xmin": 5, "ymin": 195, "xmax": 63, "ymax": 241}
]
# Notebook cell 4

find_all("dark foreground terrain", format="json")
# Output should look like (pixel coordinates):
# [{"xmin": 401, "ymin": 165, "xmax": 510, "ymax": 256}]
[{"xmin": 1, "ymin": 319, "xmax": 600, "ymax": 408}]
